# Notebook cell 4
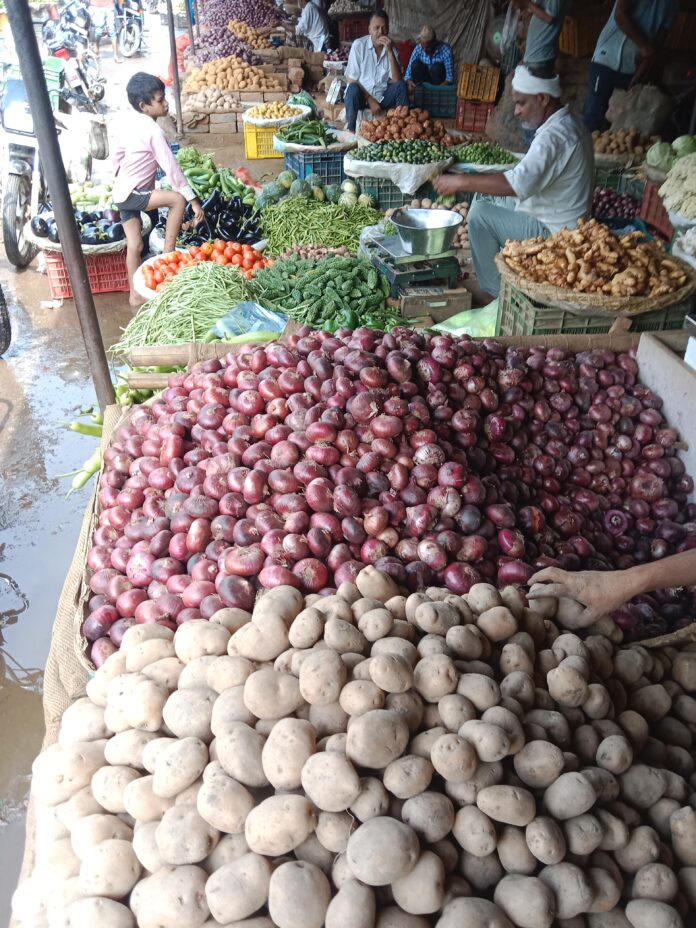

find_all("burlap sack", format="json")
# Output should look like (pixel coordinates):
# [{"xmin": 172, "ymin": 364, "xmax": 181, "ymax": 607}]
[{"xmin": 10, "ymin": 403, "xmax": 128, "ymax": 926}]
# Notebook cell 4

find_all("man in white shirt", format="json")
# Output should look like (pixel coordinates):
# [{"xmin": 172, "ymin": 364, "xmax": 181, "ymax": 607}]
[
  {"xmin": 433, "ymin": 65, "xmax": 594, "ymax": 299},
  {"xmin": 293, "ymin": 0, "xmax": 330, "ymax": 52},
  {"xmin": 344, "ymin": 10, "xmax": 409, "ymax": 132}
]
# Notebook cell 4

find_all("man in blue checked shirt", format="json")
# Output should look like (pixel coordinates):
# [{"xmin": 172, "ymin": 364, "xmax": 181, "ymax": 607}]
[{"xmin": 404, "ymin": 26, "xmax": 455, "ymax": 90}]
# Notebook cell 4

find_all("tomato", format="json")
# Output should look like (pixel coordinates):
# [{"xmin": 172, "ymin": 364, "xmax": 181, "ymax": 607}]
[
  {"xmin": 214, "ymin": 254, "xmax": 229, "ymax": 265},
  {"xmin": 201, "ymin": 242, "xmax": 214, "ymax": 257},
  {"xmin": 224, "ymin": 245, "xmax": 235, "ymax": 261},
  {"xmin": 243, "ymin": 269, "xmax": 253, "ymax": 279},
  {"xmin": 213, "ymin": 239, "xmax": 226, "ymax": 254},
  {"xmin": 153, "ymin": 269, "xmax": 164, "ymax": 284},
  {"xmin": 188, "ymin": 245, "xmax": 198, "ymax": 256},
  {"xmin": 230, "ymin": 242, "xmax": 242, "ymax": 254},
  {"xmin": 156, "ymin": 282, "xmax": 165, "ymax": 291},
  {"xmin": 252, "ymin": 260, "xmax": 265, "ymax": 270},
  {"xmin": 231, "ymin": 254, "xmax": 243, "ymax": 266},
  {"xmin": 242, "ymin": 257, "xmax": 254, "ymax": 270}
]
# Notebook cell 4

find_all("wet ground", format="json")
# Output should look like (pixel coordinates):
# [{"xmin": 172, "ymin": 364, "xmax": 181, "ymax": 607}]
[{"xmin": 0, "ymin": 13, "xmax": 256, "ymax": 919}]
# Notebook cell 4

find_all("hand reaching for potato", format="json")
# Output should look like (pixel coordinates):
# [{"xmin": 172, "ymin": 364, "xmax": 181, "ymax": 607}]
[{"xmin": 527, "ymin": 566, "xmax": 636, "ymax": 622}]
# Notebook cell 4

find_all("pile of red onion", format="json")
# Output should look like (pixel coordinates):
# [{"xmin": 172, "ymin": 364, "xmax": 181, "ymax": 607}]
[
  {"xmin": 201, "ymin": 0, "xmax": 279, "ymax": 29},
  {"xmin": 592, "ymin": 187, "xmax": 640, "ymax": 221},
  {"xmin": 84, "ymin": 329, "xmax": 696, "ymax": 665}
]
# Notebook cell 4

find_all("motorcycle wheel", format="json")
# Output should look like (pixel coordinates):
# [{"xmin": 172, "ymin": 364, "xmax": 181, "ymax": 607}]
[
  {"xmin": 0, "ymin": 287, "xmax": 10, "ymax": 356},
  {"xmin": 3, "ymin": 175, "xmax": 38, "ymax": 269},
  {"xmin": 119, "ymin": 21, "xmax": 142, "ymax": 57}
]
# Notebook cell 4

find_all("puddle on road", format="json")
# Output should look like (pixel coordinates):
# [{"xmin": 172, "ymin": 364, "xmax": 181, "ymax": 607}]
[{"xmin": 0, "ymin": 261, "xmax": 132, "ymax": 919}]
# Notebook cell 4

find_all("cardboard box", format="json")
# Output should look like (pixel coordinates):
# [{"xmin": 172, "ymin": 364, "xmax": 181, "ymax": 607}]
[
  {"xmin": 400, "ymin": 286, "xmax": 472, "ymax": 322},
  {"xmin": 287, "ymin": 57, "xmax": 303, "ymax": 69},
  {"xmin": 288, "ymin": 67, "xmax": 305, "ymax": 85}
]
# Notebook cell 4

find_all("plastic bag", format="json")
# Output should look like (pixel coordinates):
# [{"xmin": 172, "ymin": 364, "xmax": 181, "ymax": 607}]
[
  {"xmin": 209, "ymin": 302, "xmax": 287, "ymax": 340},
  {"xmin": 607, "ymin": 84, "xmax": 671, "ymax": 136},
  {"xmin": 501, "ymin": 5, "xmax": 520, "ymax": 56},
  {"xmin": 344, "ymin": 154, "xmax": 453, "ymax": 196},
  {"xmin": 433, "ymin": 300, "xmax": 499, "ymax": 337}
]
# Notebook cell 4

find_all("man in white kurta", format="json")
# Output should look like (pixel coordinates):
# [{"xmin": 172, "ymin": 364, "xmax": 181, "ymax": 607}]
[
  {"xmin": 434, "ymin": 65, "xmax": 594, "ymax": 299},
  {"xmin": 344, "ymin": 10, "xmax": 409, "ymax": 132}
]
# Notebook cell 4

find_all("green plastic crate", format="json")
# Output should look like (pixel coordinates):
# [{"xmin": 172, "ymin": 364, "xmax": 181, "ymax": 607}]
[
  {"xmin": 360, "ymin": 176, "xmax": 417, "ymax": 210},
  {"xmin": 284, "ymin": 150, "xmax": 346, "ymax": 186},
  {"xmin": 496, "ymin": 277, "xmax": 691, "ymax": 336},
  {"xmin": 412, "ymin": 83, "xmax": 457, "ymax": 118}
]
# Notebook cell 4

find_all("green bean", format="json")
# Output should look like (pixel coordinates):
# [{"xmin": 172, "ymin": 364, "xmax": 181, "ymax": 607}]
[
  {"xmin": 261, "ymin": 197, "xmax": 382, "ymax": 255},
  {"xmin": 110, "ymin": 263, "xmax": 250, "ymax": 356}
]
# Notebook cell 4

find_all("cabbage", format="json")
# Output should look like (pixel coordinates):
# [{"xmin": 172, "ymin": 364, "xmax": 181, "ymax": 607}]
[
  {"xmin": 646, "ymin": 142, "xmax": 674, "ymax": 172},
  {"xmin": 672, "ymin": 135, "xmax": 696, "ymax": 158}
]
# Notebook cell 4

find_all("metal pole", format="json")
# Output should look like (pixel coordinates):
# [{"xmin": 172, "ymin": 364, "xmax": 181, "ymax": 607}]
[
  {"xmin": 166, "ymin": 0, "xmax": 184, "ymax": 137},
  {"xmin": 5, "ymin": 0, "xmax": 115, "ymax": 410},
  {"xmin": 193, "ymin": 0, "xmax": 200, "ymax": 38},
  {"xmin": 184, "ymin": 0, "xmax": 195, "ymax": 54}
]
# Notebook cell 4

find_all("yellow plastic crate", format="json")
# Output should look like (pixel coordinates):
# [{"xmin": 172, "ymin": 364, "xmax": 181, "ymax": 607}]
[
  {"xmin": 456, "ymin": 64, "xmax": 500, "ymax": 103},
  {"xmin": 243, "ymin": 122, "xmax": 282, "ymax": 160},
  {"xmin": 559, "ymin": 3, "xmax": 609, "ymax": 57}
]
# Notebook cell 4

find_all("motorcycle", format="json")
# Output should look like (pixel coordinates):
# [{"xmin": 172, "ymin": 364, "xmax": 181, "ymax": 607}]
[
  {"xmin": 115, "ymin": 0, "xmax": 145, "ymax": 58},
  {"xmin": 42, "ymin": 4, "xmax": 104, "ymax": 111},
  {"xmin": 0, "ymin": 287, "xmax": 10, "ymax": 355}
]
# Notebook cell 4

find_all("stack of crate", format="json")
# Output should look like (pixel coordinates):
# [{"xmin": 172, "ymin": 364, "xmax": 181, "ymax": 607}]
[{"xmin": 455, "ymin": 64, "xmax": 500, "ymax": 134}]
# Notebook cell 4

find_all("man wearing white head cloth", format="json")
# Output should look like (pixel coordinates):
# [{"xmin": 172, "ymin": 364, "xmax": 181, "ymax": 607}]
[{"xmin": 433, "ymin": 65, "xmax": 593, "ymax": 301}]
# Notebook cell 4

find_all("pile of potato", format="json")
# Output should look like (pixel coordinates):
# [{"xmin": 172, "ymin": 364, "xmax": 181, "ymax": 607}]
[
  {"xmin": 246, "ymin": 102, "xmax": 302, "ymax": 120},
  {"xmin": 360, "ymin": 107, "xmax": 455, "ymax": 146},
  {"xmin": 13, "ymin": 566, "xmax": 696, "ymax": 928},
  {"xmin": 228, "ymin": 20, "xmax": 272, "ymax": 49},
  {"xmin": 183, "ymin": 56, "xmax": 284, "ymax": 92},
  {"xmin": 182, "ymin": 88, "xmax": 243, "ymax": 114},
  {"xmin": 593, "ymin": 130, "xmax": 660, "ymax": 159}
]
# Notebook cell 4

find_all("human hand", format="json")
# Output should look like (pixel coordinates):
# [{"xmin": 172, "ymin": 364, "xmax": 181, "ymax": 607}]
[
  {"xmin": 407, "ymin": 80, "xmax": 415, "ymax": 94},
  {"xmin": 377, "ymin": 34, "xmax": 393, "ymax": 51},
  {"xmin": 527, "ymin": 566, "xmax": 636, "ymax": 622},
  {"xmin": 433, "ymin": 174, "xmax": 466, "ymax": 196},
  {"xmin": 367, "ymin": 96, "xmax": 382, "ymax": 115},
  {"xmin": 190, "ymin": 199, "xmax": 205, "ymax": 226}
]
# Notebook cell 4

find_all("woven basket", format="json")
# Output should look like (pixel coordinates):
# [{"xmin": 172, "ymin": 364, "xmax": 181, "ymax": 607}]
[
  {"xmin": 24, "ymin": 213, "xmax": 152, "ymax": 255},
  {"xmin": 494, "ymin": 253, "xmax": 696, "ymax": 316}
]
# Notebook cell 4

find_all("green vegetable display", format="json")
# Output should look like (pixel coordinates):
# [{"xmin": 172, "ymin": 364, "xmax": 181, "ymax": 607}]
[
  {"xmin": 260, "ymin": 195, "xmax": 382, "ymax": 255},
  {"xmin": 110, "ymin": 263, "xmax": 249, "ymax": 355},
  {"xmin": 275, "ymin": 119, "xmax": 338, "ymax": 148},
  {"xmin": 450, "ymin": 141, "xmax": 517, "ymax": 165},
  {"xmin": 356, "ymin": 139, "xmax": 447, "ymax": 164},
  {"xmin": 251, "ymin": 255, "xmax": 403, "ymax": 331},
  {"xmin": 175, "ymin": 147, "xmax": 255, "ymax": 203}
]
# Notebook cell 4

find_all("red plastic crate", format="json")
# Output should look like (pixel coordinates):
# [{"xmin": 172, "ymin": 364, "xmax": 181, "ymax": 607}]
[
  {"xmin": 45, "ymin": 249, "xmax": 130, "ymax": 300},
  {"xmin": 338, "ymin": 14, "xmax": 370, "ymax": 42},
  {"xmin": 639, "ymin": 183, "xmax": 674, "ymax": 242},
  {"xmin": 455, "ymin": 99, "xmax": 494, "ymax": 134}
]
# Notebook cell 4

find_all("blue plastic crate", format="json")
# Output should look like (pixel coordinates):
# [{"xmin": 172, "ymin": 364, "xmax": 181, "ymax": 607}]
[
  {"xmin": 412, "ymin": 82, "xmax": 457, "ymax": 118},
  {"xmin": 284, "ymin": 150, "xmax": 346, "ymax": 186},
  {"xmin": 156, "ymin": 142, "xmax": 182, "ymax": 182}
]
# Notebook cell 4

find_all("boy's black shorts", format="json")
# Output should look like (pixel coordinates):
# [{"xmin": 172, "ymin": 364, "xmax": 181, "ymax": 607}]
[{"xmin": 115, "ymin": 188, "xmax": 152, "ymax": 222}]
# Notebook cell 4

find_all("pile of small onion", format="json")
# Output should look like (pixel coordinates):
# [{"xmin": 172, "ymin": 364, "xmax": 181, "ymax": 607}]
[{"xmin": 83, "ymin": 328, "xmax": 696, "ymax": 666}]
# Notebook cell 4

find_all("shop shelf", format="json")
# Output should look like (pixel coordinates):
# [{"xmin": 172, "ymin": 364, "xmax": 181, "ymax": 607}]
[
  {"xmin": 244, "ymin": 122, "xmax": 283, "ymax": 159},
  {"xmin": 456, "ymin": 64, "xmax": 500, "ymax": 103},
  {"xmin": 497, "ymin": 277, "xmax": 690, "ymax": 337},
  {"xmin": 454, "ymin": 99, "xmax": 494, "ymax": 134},
  {"xmin": 45, "ymin": 250, "xmax": 129, "ymax": 300},
  {"xmin": 412, "ymin": 83, "xmax": 456, "ymax": 118},
  {"xmin": 284, "ymin": 149, "xmax": 346, "ymax": 186}
]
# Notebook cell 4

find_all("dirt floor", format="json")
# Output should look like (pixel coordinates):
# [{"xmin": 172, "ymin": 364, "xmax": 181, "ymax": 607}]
[{"xmin": 0, "ymin": 14, "xmax": 280, "ymax": 919}]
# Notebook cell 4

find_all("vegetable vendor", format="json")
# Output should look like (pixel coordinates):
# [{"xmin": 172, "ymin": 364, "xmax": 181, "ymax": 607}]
[
  {"xmin": 433, "ymin": 65, "xmax": 593, "ymax": 301},
  {"xmin": 344, "ymin": 10, "xmax": 409, "ymax": 133},
  {"xmin": 291, "ymin": 0, "xmax": 330, "ymax": 53},
  {"xmin": 583, "ymin": 0, "xmax": 678, "ymax": 132},
  {"xmin": 513, "ymin": 0, "xmax": 569, "ymax": 75},
  {"xmin": 112, "ymin": 73, "xmax": 204, "ymax": 307},
  {"xmin": 404, "ymin": 26, "xmax": 454, "ymax": 92}
]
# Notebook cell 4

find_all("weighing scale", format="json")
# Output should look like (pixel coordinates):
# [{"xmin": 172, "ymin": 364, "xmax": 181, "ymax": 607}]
[{"xmin": 364, "ymin": 232, "xmax": 461, "ymax": 297}]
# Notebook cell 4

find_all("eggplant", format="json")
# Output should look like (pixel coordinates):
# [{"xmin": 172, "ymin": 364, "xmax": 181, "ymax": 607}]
[
  {"xmin": 31, "ymin": 216, "xmax": 49, "ymax": 237},
  {"xmin": 105, "ymin": 222, "xmax": 125, "ymax": 243},
  {"xmin": 73, "ymin": 209, "xmax": 87, "ymax": 224},
  {"xmin": 47, "ymin": 220, "xmax": 60, "ymax": 243},
  {"xmin": 201, "ymin": 188, "xmax": 221, "ymax": 212},
  {"xmin": 80, "ymin": 224, "xmax": 101, "ymax": 246}
]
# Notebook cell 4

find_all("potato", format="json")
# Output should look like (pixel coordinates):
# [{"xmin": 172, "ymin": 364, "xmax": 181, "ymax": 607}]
[
  {"xmin": 153, "ymin": 736, "xmax": 208, "ymax": 798},
  {"xmin": 358, "ymin": 608, "xmax": 395, "ymax": 642},
  {"xmin": 467, "ymin": 583, "xmax": 502, "ymax": 615},
  {"xmin": 392, "ymin": 850, "xmax": 446, "ymax": 914},
  {"xmin": 32, "ymin": 742, "xmax": 105, "ymax": 806},
  {"xmin": 436, "ymin": 897, "xmax": 513, "ymax": 928},
  {"xmin": 430, "ymin": 733, "xmax": 477, "ymax": 782},
  {"xmin": 56, "ymin": 897, "xmax": 136, "ymax": 927},
  {"xmin": 414, "ymin": 602, "xmax": 461, "ymax": 636},
  {"xmin": 155, "ymin": 804, "xmax": 219, "ymax": 865},
  {"xmin": 340, "ymin": 680, "xmax": 385, "ymax": 716},
  {"xmin": 624, "ymin": 900, "xmax": 683, "ymax": 928},
  {"xmin": 459, "ymin": 720, "xmax": 511, "ymax": 763},
  {"xmin": 316, "ymin": 811, "xmax": 356, "ymax": 853},
  {"xmin": 669, "ymin": 806, "xmax": 696, "ymax": 864},
  {"xmin": 477, "ymin": 785, "xmax": 536, "ymax": 827},
  {"xmin": 413, "ymin": 654, "xmax": 459, "ymax": 702},
  {"xmin": 385, "ymin": 691, "xmax": 424, "ymax": 733},
  {"xmin": 356, "ymin": 566, "xmax": 399, "ymax": 601},
  {"xmin": 346, "ymin": 816, "xmax": 419, "ymax": 885},
  {"xmin": 56, "ymin": 787, "xmax": 104, "ymax": 829},
  {"xmin": 230, "ymin": 613, "xmax": 290, "ymax": 662},
  {"xmin": 78, "ymin": 838, "xmax": 141, "ymax": 898},
  {"xmin": 103, "ymin": 729, "xmax": 159, "ymax": 770},
  {"xmin": 129, "ymin": 865, "xmax": 209, "ymax": 928},
  {"xmin": 209, "ymin": 606, "xmax": 252, "ymax": 633},
  {"xmin": 619, "ymin": 766, "xmax": 667, "ymax": 809},
  {"xmin": 205, "ymin": 853, "xmax": 272, "ymax": 923},
  {"xmin": 496, "ymin": 825, "xmax": 537, "ymax": 875},
  {"xmin": 244, "ymin": 669, "xmax": 303, "ymax": 719},
  {"xmin": 196, "ymin": 768, "xmax": 254, "ymax": 833},
  {"xmin": 269, "ymin": 860, "xmax": 332, "ymax": 928},
  {"xmin": 254, "ymin": 585, "xmax": 304, "ymax": 625},
  {"xmin": 163, "ymin": 687, "xmax": 216, "ymax": 741},
  {"xmin": 564, "ymin": 813, "xmax": 604, "ymax": 855},
  {"xmin": 544, "ymin": 772, "xmax": 596, "ymax": 819},
  {"xmin": 132, "ymin": 821, "xmax": 165, "ymax": 873},
  {"xmin": 58, "ymin": 698, "xmax": 109, "ymax": 746},
  {"xmin": 538, "ymin": 862, "xmax": 593, "ymax": 918},
  {"xmin": 453, "ymin": 806, "xmax": 498, "ymax": 858},
  {"xmin": 203, "ymin": 832, "xmax": 249, "ymax": 873},
  {"xmin": 289, "ymin": 607, "xmax": 325, "ymax": 649},
  {"xmin": 370, "ymin": 653, "xmax": 414, "ymax": 694},
  {"xmin": 120, "ymin": 623, "xmax": 173, "ymax": 653},
  {"xmin": 446, "ymin": 625, "xmax": 486, "ymax": 660},
  {"xmin": 346, "ymin": 709, "xmax": 410, "ymax": 769},
  {"xmin": 123, "ymin": 775, "xmax": 173, "ymax": 822},
  {"xmin": 91, "ymin": 765, "xmax": 141, "ymax": 814},
  {"xmin": 481, "ymin": 706, "xmax": 525, "ymax": 754},
  {"xmin": 628, "ymin": 685, "xmax": 671, "ymax": 723},
  {"xmin": 211, "ymin": 685, "xmax": 256, "ymax": 733},
  {"xmin": 142, "ymin": 656, "xmax": 184, "ymax": 690},
  {"xmin": 596, "ymin": 809, "xmax": 629, "ymax": 851},
  {"xmin": 174, "ymin": 620, "xmax": 230, "ymax": 663},
  {"xmin": 350, "ymin": 776, "xmax": 390, "ymax": 822},
  {"xmin": 300, "ymin": 649, "xmax": 348, "ymax": 705},
  {"xmin": 494, "ymin": 875, "xmax": 556, "ymax": 928},
  {"xmin": 245, "ymin": 795, "xmax": 317, "ymax": 856},
  {"xmin": 672, "ymin": 652, "xmax": 696, "ymax": 692},
  {"xmin": 261, "ymin": 717, "xmax": 316, "ymax": 790},
  {"xmin": 632, "ymin": 863, "xmax": 678, "ymax": 902},
  {"xmin": 457, "ymin": 674, "xmax": 500, "ymax": 711},
  {"xmin": 325, "ymin": 879, "xmax": 376, "ymax": 928},
  {"xmin": 216, "ymin": 722, "xmax": 268, "ymax": 788},
  {"xmin": 295, "ymin": 832, "xmax": 334, "ymax": 873},
  {"xmin": 310, "ymin": 701, "xmax": 351, "ymax": 738},
  {"xmin": 477, "ymin": 606, "xmax": 518, "ymax": 642},
  {"xmin": 301, "ymin": 751, "xmax": 361, "ymax": 812},
  {"xmin": 383, "ymin": 755, "xmax": 433, "ymax": 799},
  {"xmin": 439, "ymin": 694, "xmax": 477, "ymax": 731},
  {"xmin": 401, "ymin": 791, "xmax": 454, "ymax": 843}
]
